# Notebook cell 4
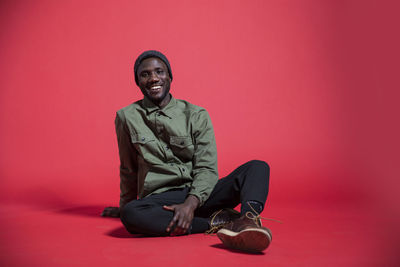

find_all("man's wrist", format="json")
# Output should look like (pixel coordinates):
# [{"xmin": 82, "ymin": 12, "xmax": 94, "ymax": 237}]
[{"xmin": 185, "ymin": 194, "xmax": 200, "ymax": 210}]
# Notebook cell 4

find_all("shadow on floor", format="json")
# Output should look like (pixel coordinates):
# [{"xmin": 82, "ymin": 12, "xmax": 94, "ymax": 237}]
[
  {"xmin": 56, "ymin": 205, "xmax": 112, "ymax": 218},
  {"xmin": 105, "ymin": 226, "xmax": 153, "ymax": 239},
  {"xmin": 210, "ymin": 243, "xmax": 265, "ymax": 255},
  {"xmin": 15, "ymin": 187, "xmax": 116, "ymax": 219},
  {"xmin": 107, "ymin": 226, "xmax": 133, "ymax": 238}
]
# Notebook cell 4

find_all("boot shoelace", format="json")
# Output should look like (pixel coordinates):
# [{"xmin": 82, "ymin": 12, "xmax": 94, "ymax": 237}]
[
  {"xmin": 205, "ymin": 204, "xmax": 282, "ymax": 234},
  {"xmin": 246, "ymin": 202, "xmax": 283, "ymax": 226},
  {"xmin": 205, "ymin": 209, "xmax": 226, "ymax": 234}
]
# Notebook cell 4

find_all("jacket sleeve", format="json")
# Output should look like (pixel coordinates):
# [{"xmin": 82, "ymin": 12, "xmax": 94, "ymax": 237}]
[
  {"xmin": 115, "ymin": 111, "xmax": 138, "ymax": 208},
  {"xmin": 188, "ymin": 109, "xmax": 218, "ymax": 206}
]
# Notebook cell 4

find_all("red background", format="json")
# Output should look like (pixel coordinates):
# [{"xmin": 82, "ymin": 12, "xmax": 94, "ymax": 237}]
[{"xmin": 0, "ymin": 0, "xmax": 399, "ymax": 266}]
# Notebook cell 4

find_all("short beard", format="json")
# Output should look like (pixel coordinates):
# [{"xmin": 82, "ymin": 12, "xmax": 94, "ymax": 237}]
[{"xmin": 142, "ymin": 83, "xmax": 170, "ymax": 106}]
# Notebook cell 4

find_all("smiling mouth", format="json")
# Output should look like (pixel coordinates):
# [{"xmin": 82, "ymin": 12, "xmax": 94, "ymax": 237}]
[{"xmin": 149, "ymin": 85, "xmax": 162, "ymax": 93}]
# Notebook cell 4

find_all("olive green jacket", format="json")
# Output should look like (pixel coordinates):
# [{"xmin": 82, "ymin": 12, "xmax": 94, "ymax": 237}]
[{"xmin": 116, "ymin": 95, "xmax": 218, "ymax": 208}]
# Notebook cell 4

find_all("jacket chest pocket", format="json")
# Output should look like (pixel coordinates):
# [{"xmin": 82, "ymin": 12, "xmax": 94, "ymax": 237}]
[
  {"xmin": 169, "ymin": 136, "xmax": 194, "ymax": 162},
  {"xmin": 131, "ymin": 133, "xmax": 156, "ymax": 155}
]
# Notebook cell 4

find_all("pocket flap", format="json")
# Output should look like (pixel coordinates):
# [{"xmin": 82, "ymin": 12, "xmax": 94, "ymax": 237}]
[
  {"xmin": 170, "ymin": 136, "xmax": 192, "ymax": 148},
  {"xmin": 131, "ymin": 134, "xmax": 154, "ymax": 144}
]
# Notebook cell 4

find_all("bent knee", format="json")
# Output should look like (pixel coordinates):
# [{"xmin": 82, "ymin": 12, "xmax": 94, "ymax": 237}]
[
  {"xmin": 248, "ymin": 160, "xmax": 270, "ymax": 172},
  {"xmin": 120, "ymin": 202, "xmax": 168, "ymax": 236},
  {"xmin": 120, "ymin": 201, "xmax": 144, "ymax": 230}
]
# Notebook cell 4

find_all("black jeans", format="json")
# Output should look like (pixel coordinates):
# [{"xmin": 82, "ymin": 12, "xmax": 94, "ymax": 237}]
[{"xmin": 120, "ymin": 160, "xmax": 270, "ymax": 236}]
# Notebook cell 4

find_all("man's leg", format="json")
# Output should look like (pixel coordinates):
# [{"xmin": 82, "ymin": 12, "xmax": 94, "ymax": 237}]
[
  {"xmin": 120, "ymin": 187, "xmax": 209, "ymax": 236},
  {"xmin": 191, "ymin": 160, "xmax": 270, "ymax": 233},
  {"xmin": 199, "ymin": 160, "xmax": 271, "ymax": 252},
  {"xmin": 121, "ymin": 160, "xmax": 269, "ymax": 236}
]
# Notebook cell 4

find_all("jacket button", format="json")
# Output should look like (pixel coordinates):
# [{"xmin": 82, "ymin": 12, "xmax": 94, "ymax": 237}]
[
  {"xmin": 141, "ymin": 137, "xmax": 145, "ymax": 141},
  {"xmin": 180, "ymin": 141, "xmax": 184, "ymax": 145}
]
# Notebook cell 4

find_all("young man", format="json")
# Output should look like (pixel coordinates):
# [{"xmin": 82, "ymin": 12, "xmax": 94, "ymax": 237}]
[{"xmin": 102, "ymin": 50, "xmax": 272, "ymax": 253}]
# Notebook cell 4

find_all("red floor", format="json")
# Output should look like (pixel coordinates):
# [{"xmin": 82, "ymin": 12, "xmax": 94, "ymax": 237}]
[
  {"xmin": 0, "ymin": 199, "xmax": 395, "ymax": 266},
  {"xmin": 1, "ymin": 1, "xmax": 398, "ymax": 266}
]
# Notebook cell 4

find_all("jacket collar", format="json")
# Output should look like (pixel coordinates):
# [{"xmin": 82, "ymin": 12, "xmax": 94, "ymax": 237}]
[{"xmin": 142, "ymin": 94, "xmax": 176, "ymax": 118}]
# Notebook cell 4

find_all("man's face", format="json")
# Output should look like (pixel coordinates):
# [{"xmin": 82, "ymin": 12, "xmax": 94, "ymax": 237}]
[{"xmin": 137, "ymin": 57, "xmax": 171, "ymax": 105}]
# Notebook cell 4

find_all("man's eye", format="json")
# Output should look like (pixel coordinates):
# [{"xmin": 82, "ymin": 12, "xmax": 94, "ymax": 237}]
[
  {"xmin": 140, "ymin": 72, "xmax": 149, "ymax": 77},
  {"xmin": 156, "ymin": 70, "xmax": 164, "ymax": 74}
]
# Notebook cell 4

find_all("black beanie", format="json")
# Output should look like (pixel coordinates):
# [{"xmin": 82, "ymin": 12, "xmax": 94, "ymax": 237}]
[{"xmin": 134, "ymin": 50, "xmax": 173, "ymax": 86}]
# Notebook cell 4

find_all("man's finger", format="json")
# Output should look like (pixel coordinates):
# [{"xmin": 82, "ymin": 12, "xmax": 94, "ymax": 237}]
[
  {"xmin": 183, "ymin": 222, "xmax": 189, "ymax": 232},
  {"xmin": 101, "ymin": 207, "xmax": 120, "ymax": 217},
  {"xmin": 172, "ymin": 227, "xmax": 182, "ymax": 236},
  {"xmin": 172, "ymin": 214, "xmax": 187, "ymax": 235},
  {"xmin": 101, "ymin": 207, "xmax": 112, "ymax": 216},
  {"xmin": 171, "ymin": 223, "xmax": 184, "ymax": 235},
  {"xmin": 180, "ymin": 225, "xmax": 187, "ymax": 235},
  {"xmin": 177, "ymin": 215, "xmax": 185, "ymax": 229},
  {"xmin": 166, "ymin": 214, "xmax": 178, "ymax": 232},
  {"xmin": 163, "ymin": 205, "xmax": 175, "ymax": 211}
]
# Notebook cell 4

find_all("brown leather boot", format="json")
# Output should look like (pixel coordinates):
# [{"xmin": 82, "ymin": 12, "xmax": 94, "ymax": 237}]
[
  {"xmin": 206, "ymin": 208, "xmax": 241, "ymax": 234},
  {"xmin": 216, "ymin": 212, "xmax": 272, "ymax": 253}
]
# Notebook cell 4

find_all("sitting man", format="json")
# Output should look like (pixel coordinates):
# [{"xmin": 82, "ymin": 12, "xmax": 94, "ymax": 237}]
[{"xmin": 102, "ymin": 50, "xmax": 272, "ymax": 253}]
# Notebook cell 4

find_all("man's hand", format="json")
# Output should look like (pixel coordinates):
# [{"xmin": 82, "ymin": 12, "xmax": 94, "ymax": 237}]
[
  {"xmin": 101, "ymin": 206, "xmax": 120, "ymax": 217},
  {"xmin": 163, "ymin": 195, "xmax": 199, "ymax": 235}
]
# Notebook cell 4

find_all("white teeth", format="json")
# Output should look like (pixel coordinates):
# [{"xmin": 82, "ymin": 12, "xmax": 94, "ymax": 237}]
[{"xmin": 151, "ymin": 86, "xmax": 162, "ymax": 89}]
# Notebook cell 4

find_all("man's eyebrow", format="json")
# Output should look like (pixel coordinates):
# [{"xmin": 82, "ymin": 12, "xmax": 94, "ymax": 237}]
[{"xmin": 139, "ymin": 67, "xmax": 164, "ymax": 72}]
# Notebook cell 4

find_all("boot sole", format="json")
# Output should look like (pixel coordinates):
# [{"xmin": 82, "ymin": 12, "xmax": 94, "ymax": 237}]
[{"xmin": 217, "ymin": 228, "xmax": 272, "ymax": 253}]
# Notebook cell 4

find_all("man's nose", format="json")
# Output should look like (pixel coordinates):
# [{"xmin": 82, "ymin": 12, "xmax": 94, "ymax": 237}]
[{"xmin": 149, "ymin": 72, "xmax": 160, "ymax": 82}]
